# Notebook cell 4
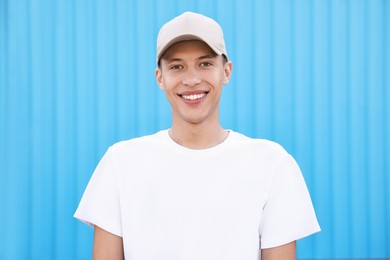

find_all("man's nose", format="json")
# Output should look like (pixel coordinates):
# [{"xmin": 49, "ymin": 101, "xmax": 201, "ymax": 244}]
[{"xmin": 182, "ymin": 69, "xmax": 201, "ymax": 86}]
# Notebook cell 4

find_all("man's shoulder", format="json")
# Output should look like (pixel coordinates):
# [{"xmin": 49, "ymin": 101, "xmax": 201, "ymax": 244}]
[
  {"xmin": 230, "ymin": 131, "xmax": 288, "ymax": 158},
  {"xmin": 109, "ymin": 130, "xmax": 168, "ymax": 152}
]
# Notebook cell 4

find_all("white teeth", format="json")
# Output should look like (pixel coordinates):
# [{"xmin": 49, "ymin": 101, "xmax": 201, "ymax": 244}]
[{"xmin": 182, "ymin": 93, "xmax": 206, "ymax": 101}]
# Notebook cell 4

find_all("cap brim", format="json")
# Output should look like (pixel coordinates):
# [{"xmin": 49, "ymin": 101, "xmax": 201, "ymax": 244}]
[{"xmin": 157, "ymin": 34, "xmax": 223, "ymax": 63}]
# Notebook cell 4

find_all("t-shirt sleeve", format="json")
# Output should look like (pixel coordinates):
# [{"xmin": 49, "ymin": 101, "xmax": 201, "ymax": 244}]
[
  {"xmin": 259, "ymin": 154, "xmax": 321, "ymax": 249},
  {"xmin": 74, "ymin": 147, "xmax": 122, "ymax": 237}
]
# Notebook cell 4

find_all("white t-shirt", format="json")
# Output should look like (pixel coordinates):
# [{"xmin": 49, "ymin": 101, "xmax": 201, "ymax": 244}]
[{"xmin": 74, "ymin": 130, "xmax": 320, "ymax": 259}]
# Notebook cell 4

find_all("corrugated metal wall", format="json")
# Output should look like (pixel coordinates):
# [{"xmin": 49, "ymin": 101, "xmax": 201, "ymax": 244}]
[{"xmin": 0, "ymin": 0, "xmax": 389, "ymax": 259}]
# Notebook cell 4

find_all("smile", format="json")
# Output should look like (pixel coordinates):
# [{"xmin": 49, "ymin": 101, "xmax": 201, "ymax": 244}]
[{"xmin": 182, "ymin": 93, "xmax": 206, "ymax": 101}]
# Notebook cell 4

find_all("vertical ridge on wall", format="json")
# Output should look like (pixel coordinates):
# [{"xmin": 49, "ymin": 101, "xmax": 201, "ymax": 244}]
[
  {"xmin": 363, "ymin": 0, "xmax": 371, "ymax": 256},
  {"xmin": 345, "ymin": 3, "xmax": 353, "ymax": 255},
  {"xmin": 96, "ymin": 0, "xmax": 117, "ymax": 152},
  {"xmin": 26, "ymin": 0, "xmax": 34, "ymax": 256},
  {"xmin": 312, "ymin": 0, "xmax": 333, "ymax": 256},
  {"xmin": 349, "ymin": 0, "xmax": 369, "ymax": 256},
  {"xmin": 54, "ymin": 0, "xmax": 78, "ymax": 258},
  {"xmin": 367, "ymin": 1, "xmax": 387, "ymax": 256},
  {"xmin": 3, "ymin": 0, "xmax": 33, "ymax": 258},
  {"xmin": 294, "ymin": 0, "xmax": 315, "ymax": 257},
  {"xmin": 73, "ymin": 1, "xmax": 96, "ymax": 258},
  {"xmin": 138, "ymin": 0, "xmax": 157, "ymax": 136},
  {"xmin": 30, "ymin": 0, "xmax": 57, "ymax": 257},
  {"xmin": 234, "ymin": 0, "xmax": 254, "ymax": 136},
  {"xmin": 0, "ymin": 0, "xmax": 7, "ymax": 254},
  {"xmin": 252, "ymin": 0, "xmax": 273, "ymax": 139},
  {"xmin": 117, "ymin": 0, "xmax": 131, "ymax": 139},
  {"xmin": 250, "ymin": 0, "xmax": 257, "ymax": 136},
  {"xmin": 218, "ymin": 0, "xmax": 235, "ymax": 129},
  {"xmin": 273, "ymin": 0, "xmax": 294, "ymax": 151},
  {"xmin": 385, "ymin": 1, "xmax": 390, "ymax": 255},
  {"xmin": 289, "ymin": 0, "xmax": 297, "ymax": 157},
  {"xmin": 132, "ymin": 0, "xmax": 142, "ymax": 136},
  {"xmin": 269, "ymin": 0, "xmax": 275, "ymax": 140},
  {"xmin": 293, "ymin": 0, "xmax": 306, "ymax": 249},
  {"xmin": 364, "ymin": 0, "xmax": 371, "ymax": 253},
  {"xmin": 331, "ymin": 0, "xmax": 350, "ymax": 256}
]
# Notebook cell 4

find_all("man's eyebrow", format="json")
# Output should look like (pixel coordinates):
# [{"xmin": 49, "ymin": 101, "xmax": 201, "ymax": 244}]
[
  {"xmin": 164, "ymin": 54, "xmax": 216, "ymax": 63},
  {"xmin": 165, "ymin": 57, "xmax": 183, "ymax": 63},
  {"xmin": 198, "ymin": 54, "xmax": 217, "ymax": 60}
]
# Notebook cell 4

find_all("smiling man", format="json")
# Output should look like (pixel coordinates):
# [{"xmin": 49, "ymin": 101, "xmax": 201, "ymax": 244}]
[{"xmin": 75, "ymin": 12, "xmax": 320, "ymax": 260}]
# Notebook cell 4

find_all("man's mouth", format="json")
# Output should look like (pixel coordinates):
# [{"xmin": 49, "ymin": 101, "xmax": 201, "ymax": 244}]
[
  {"xmin": 181, "ymin": 93, "xmax": 207, "ymax": 101},
  {"xmin": 178, "ymin": 90, "xmax": 209, "ymax": 102}
]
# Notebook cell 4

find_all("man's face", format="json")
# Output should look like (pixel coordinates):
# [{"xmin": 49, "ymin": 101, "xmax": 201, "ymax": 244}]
[{"xmin": 155, "ymin": 40, "xmax": 232, "ymax": 126}]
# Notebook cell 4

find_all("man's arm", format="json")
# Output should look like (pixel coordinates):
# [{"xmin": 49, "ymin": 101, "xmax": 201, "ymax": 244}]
[
  {"xmin": 93, "ymin": 225, "xmax": 124, "ymax": 260},
  {"xmin": 261, "ymin": 241, "xmax": 296, "ymax": 260}
]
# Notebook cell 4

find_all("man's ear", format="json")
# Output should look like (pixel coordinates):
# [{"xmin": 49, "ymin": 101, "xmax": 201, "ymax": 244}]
[
  {"xmin": 155, "ymin": 67, "xmax": 165, "ymax": 90},
  {"xmin": 223, "ymin": 61, "xmax": 233, "ymax": 85}
]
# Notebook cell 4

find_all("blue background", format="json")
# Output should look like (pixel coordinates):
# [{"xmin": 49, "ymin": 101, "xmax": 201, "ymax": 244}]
[{"xmin": 0, "ymin": 0, "xmax": 389, "ymax": 259}]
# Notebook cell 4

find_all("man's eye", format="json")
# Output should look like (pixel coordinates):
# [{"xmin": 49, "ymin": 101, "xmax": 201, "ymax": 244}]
[
  {"xmin": 170, "ymin": 65, "xmax": 183, "ymax": 70},
  {"xmin": 200, "ymin": 62, "xmax": 213, "ymax": 67}
]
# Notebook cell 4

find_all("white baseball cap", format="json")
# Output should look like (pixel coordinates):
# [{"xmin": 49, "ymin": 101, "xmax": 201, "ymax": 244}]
[{"xmin": 156, "ymin": 12, "xmax": 228, "ymax": 64}]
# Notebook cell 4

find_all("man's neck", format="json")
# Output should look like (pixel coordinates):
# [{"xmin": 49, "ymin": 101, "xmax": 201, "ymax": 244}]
[{"xmin": 169, "ymin": 121, "xmax": 229, "ymax": 150}]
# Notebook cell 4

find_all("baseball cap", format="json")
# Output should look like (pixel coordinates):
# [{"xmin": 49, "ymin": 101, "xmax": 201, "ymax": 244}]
[{"xmin": 156, "ymin": 12, "xmax": 228, "ymax": 64}]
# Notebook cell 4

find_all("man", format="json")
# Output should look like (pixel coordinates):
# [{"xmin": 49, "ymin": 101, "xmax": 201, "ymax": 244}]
[{"xmin": 75, "ymin": 12, "xmax": 320, "ymax": 260}]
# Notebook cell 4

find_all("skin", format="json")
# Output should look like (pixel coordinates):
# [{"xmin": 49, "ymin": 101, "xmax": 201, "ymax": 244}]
[
  {"xmin": 155, "ymin": 40, "xmax": 233, "ymax": 149},
  {"xmin": 93, "ymin": 226, "xmax": 124, "ymax": 260},
  {"xmin": 262, "ymin": 241, "xmax": 296, "ymax": 260},
  {"xmin": 93, "ymin": 40, "xmax": 296, "ymax": 259}
]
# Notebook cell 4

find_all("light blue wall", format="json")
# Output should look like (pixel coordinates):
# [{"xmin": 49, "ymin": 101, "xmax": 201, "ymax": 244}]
[{"xmin": 0, "ymin": 0, "xmax": 389, "ymax": 259}]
